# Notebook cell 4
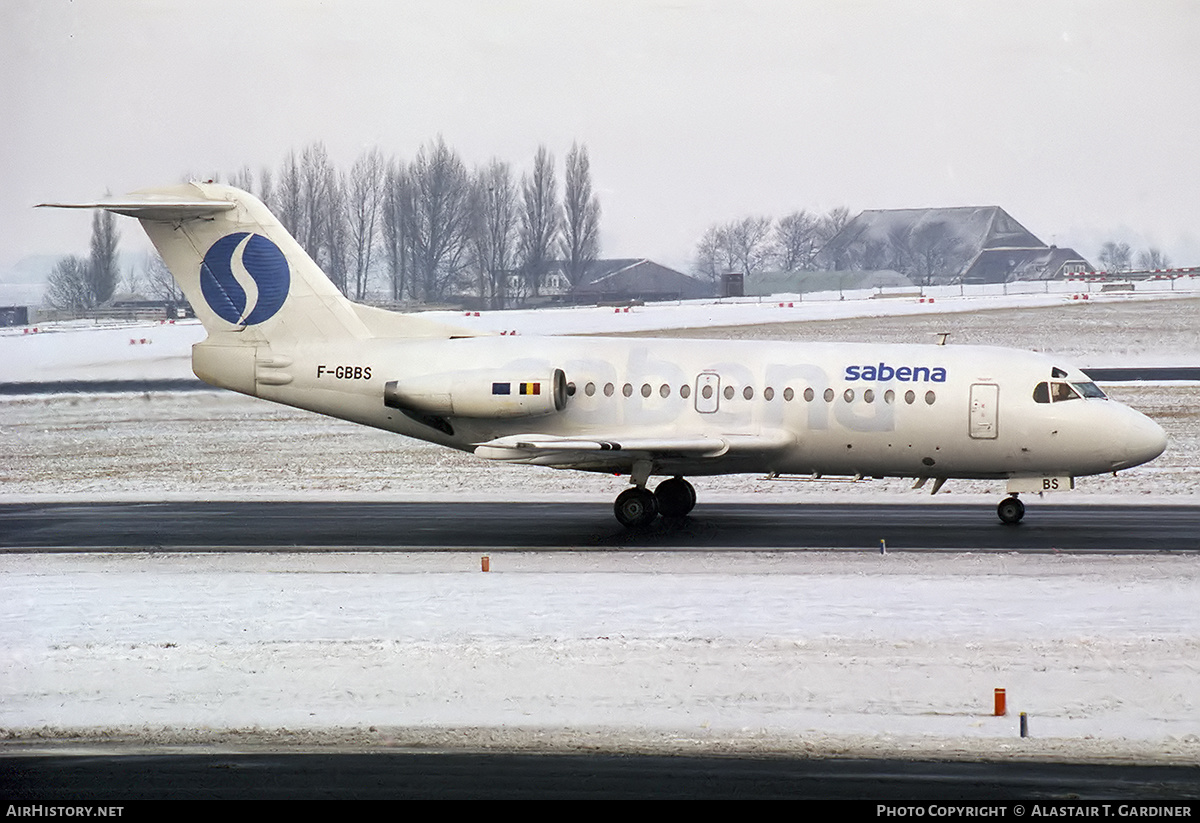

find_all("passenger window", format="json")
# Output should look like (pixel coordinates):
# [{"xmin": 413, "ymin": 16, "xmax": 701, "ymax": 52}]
[
  {"xmin": 743, "ymin": 386, "xmax": 754, "ymax": 400},
  {"xmin": 724, "ymin": 386, "xmax": 735, "ymax": 400},
  {"xmin": 863, "ymin": 389, "xmax": 875, "ymax": 403},
  {"xmin": 622, "ymin": 383, "xmax": 633, "ymax": 397},
  {"xmin": 803, "ymin": 387, "xmax": 814, "ymax": 402},
  {"xmin": 680, "ymin": 384, "xmax": 691, "ymax": 399},
  {"xmin": 843, "ymin": 389, "xmax": 854, "ymax": 403},
  {"xmin": 904, "ymin": 390, "xmax": 915, "ymax": 405},
  {"xmin": 764, "ymin": 387, "xmax": 775, "ymax": 401},
  {"xmin": 784, "ymin": 387, "xmax": 795, "ymax": 401},
  {"xmin": 823, "ymin": 388, "xmax": 835, "ymax": 403},
  {"xmin": 659, "ymin": 384, "xmax": 670, "ymax": 398},
  {"xmin": 641, "ymin": 383, "xmax": 652, "ymax": 398},
  {"xmin": 585, "ymin": 382, "xmax": 596, "ymax": 397},
  {"xmin": 925, "ymin": 390, "xmax": 936, "ymax": 405}
]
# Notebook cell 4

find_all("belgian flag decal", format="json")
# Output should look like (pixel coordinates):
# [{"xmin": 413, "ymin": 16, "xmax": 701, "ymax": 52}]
[{"xmin": 492, "ymin": 382, "xmax": 541, "ymax": 396}]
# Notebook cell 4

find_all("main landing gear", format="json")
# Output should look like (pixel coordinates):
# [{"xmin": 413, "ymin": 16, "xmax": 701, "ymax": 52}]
[
  {"xmin": 997, "ymin": 495, "xmax": 1025, "ymax": 525},
  {"xmin": 614, "ymin": 476, "xmax": 697, "ymax": 528}
]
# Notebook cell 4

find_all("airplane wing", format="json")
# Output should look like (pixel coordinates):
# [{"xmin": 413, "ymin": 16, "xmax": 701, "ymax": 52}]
[{"xmin": 474, "ymin": 431, "xmax": 793, "ymax": 468}]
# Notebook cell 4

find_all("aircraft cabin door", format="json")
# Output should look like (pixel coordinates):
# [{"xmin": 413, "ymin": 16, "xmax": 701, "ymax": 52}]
[
  {"xmin": 695, "ymin": 372, "xmax": 720, "ymax": 413},
  {"xmin": 969, "ymin": 383, "xmax": 999, "ymax": 439}
]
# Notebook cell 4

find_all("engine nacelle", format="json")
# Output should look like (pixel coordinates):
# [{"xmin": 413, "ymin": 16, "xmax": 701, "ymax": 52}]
[{"xmin": 384, "ymin": 368, "xmax": 567, "ymax": 419}]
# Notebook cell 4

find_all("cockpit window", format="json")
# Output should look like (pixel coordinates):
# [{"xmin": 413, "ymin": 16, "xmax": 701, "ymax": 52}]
[
  {"xmin": 1051, "ymin": 382, "xmax": 1081, "ymax": 402},
  {"xmin": 1073, "ymin": 381, "xmax": 1107, "ymax": 399},
  {"xmin": 1034, "ymin": 381, "xmax": 1094, "ymax": 403}
]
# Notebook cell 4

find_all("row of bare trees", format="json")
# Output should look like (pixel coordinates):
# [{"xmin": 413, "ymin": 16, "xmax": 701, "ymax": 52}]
[
  {"xmin": 1097, "ymin": 242, "xmax": 1173, "ymax": 273},
  {"xmin": 694, "ymin": 209, "xmax": 977, "ymax": 286},
  {"xmin": 215, "ymin": 138, "xmax": 601, "ymax": 308},
  {"xmin": 693, "ymin": 208, "xmax": 851, "ymax": 282}
]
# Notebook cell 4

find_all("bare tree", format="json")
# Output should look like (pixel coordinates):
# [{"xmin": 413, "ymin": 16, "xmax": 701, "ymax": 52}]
[
  {"xmin": 1098, "ymin": 241, "xmax": 1132, "ymax": 273},
  {"xmin": 87, "ymin": 209, "xmax": 120, "ymax": 306},
  {"xmin": 143, "ymin": 251, "xmax": 185, "ymax": 304},
  {"xmin": 559, "ymin": 142, "xmax": 600, "ymax": 291},
  {"xmin": 817, "ymin": 206, "xmax": 851, "ymax": 247},
  {"xmin": 258, "ymin": 166, "xmax": 274, "ymax": 210},
  {"xmin": 692, "ymin": 216, "xmax": 773, "ymax": 281},
  {"xmin": 517, "ymin": 145, "xmax": 560, "ymax": 298},
  {"xmin": 470, "ymin": 159, "xmax": 518, "ymax": 309},
  {"xmin": 382, "ymin": 158, "xmax": 415, "ymax": 302},
  {"xmin": 345, "ymin": 147, "xmax": 386, "ymax": 299},
  {"xmin": 846, "ymin": 237, "xmax": 893, "ymax": 271},
  {"xmin": 693, "ymin": 224, "xmax": 729, "ymax": 282},
  {"xmin": 725, "ymin": 216, "xmax": 775, "ymax": 276},
  {"xmin": 229, "ymin": 166, "xmax": 255, "ymax": 193},
  {"xmin": 774, "ymin": 210, "xmax": 820, "ymax": 271},
  {"xmin": 275, "ymin": 150, "xmax": 303, "ymax": 239},
  {"xmin": 1137, "ymin": 247, "xmax": 1171, "ymax": 270},
  {"xmin": 44, "ymin": 256, "xmax": 91, "ymax": 312},
  {"xmin": 901, "ymin": 221, "xmax": 964, "ymax": 286},
  {"xmin": 407, "ymin": 137, "xmax": 474, "ymax": 302},
  {"xmin": 299, "ymin": 142, "xmax": 334, "ymax": 266},
  {"xmin": 322, "ymin": 167, "xmax": 351, "ymax": 295}
]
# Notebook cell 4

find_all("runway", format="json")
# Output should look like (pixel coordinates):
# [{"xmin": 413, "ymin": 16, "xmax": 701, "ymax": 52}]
[
  {"xmin": 6, "ymin": 499, "xmax": 1199, "ymax": 800},
  {"xmin": 2, "ymin": 500, "xmax": 1198, "ymax": 552},
  {"xmin": 4, "ymin": 751, "xmax": 1199, "ymax": 800}
]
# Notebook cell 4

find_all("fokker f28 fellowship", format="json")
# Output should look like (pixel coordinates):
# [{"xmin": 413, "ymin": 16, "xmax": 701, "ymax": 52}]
[{"xmin": 41, "ymin": 184, "xmax": 1167, "ymax": 527}]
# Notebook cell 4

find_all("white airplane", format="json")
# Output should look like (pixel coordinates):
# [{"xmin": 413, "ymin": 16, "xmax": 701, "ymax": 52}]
[{"xmin": 41, "ymin": 183, "xmax": 1167, "ymax": 528}]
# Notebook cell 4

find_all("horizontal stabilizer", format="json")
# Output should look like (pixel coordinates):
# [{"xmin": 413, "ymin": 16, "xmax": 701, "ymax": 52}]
[{"xmin": 37, "ymin": 195, "xmax": 236, "ymax": 221}]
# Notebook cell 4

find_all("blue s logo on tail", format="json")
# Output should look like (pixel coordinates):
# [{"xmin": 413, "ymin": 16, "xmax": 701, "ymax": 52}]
[{"xmin": 200, "ymin": 233, "xmax": 290, "ymax": 325}]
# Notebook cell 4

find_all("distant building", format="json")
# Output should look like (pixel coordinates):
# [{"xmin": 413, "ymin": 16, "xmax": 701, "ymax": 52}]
[
  {"xmin": 960, "ymin": 246, "xmax": 1093, "ymax": 284},
  {"xmin": 815, "ymin": 206, "xmax": 1092, "ymax": 285},
  {"xmin": 509, "ymin": 259, "xmax": 714, "ymax": 305},
  {"xmin": 0, "ymin": 305, "xmax": 31, "ymax": 327}
]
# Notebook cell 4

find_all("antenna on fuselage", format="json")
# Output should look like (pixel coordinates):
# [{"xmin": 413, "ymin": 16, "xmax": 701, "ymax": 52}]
[{"xmin": 936, "ymin": 333, "xmax": 950, "ymax": 346}]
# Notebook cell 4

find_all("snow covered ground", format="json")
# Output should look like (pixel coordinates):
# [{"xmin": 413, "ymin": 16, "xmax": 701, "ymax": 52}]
[
  {"xmin": 3, "ymin": 551, "xmax": 1199, "ymax": 761},
  {"xmin": 2, "ymin": 288, "xmax": 1199, "ymax": 760},
  {"xmin": 3, "ymin": 281, "xmax": 1199, "ymax": 384}
]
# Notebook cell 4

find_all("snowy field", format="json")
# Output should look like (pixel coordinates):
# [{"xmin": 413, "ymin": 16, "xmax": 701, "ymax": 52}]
[
  {"xmin": 3, "ymin": 551, "xmax": 1199, "ymax": 762},
  {"xmin": 2, "ymin": 289, "xmax": 1199, "ymax": 760}
]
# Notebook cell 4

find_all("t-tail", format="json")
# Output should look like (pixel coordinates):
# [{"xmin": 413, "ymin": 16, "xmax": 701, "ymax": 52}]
[{"xmin": 39, "ymin": 182, "xmax": 473, "ymax": 394}]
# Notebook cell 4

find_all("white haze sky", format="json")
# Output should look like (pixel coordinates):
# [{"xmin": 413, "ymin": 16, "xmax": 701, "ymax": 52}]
[{"xmin": 3, "ymin": 0, "xmax": 1199, "ymax": 276}]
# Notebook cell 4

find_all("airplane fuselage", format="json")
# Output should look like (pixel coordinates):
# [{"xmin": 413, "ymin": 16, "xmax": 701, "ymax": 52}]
[{"xmin": 203, "ymin": 334, "xmax": 1167, "ymax": 483}]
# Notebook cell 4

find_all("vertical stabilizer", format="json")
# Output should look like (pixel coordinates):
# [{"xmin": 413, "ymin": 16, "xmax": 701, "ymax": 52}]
[{"xmin": 40, "ymin": 182, "xmax": 475, "ymax": 344}]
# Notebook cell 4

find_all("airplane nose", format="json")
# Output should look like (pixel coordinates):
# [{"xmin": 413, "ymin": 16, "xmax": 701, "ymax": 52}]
[{"xmin": 1113, "ymin": 411, "xmax": 1167, "ymax": 470}]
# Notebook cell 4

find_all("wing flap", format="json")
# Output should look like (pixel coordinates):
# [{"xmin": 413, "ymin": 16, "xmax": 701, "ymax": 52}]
[
  {"xmin": 474, "ymin": 431, "xmax": 793, "ymax": 465},
  {"xmin": 475, "ymin": 434, "xmax": 729, "ymax": 462}
]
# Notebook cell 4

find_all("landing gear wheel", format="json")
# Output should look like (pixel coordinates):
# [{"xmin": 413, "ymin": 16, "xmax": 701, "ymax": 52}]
[
  {"xmin": 654, "ymin": 476, "xmax": 697, "ymax": 519},
  {"xmin": 997, "ymin": 496, "xmax": 1025, "ymax": 525},
  {"xmin": 615, "ymin": 487, "xmax": 659, "ymax": 528}
]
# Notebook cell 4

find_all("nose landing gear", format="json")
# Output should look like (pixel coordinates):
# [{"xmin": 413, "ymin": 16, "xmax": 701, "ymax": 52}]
[{"xmin": 997, "ymin": 495, "xmax": 1025, "ymax": 525}]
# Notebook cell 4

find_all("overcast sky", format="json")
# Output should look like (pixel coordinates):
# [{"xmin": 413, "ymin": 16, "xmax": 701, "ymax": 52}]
[{"xmin": 3, "ymin": 0, "xmax": 1198, "ymax": 277}]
